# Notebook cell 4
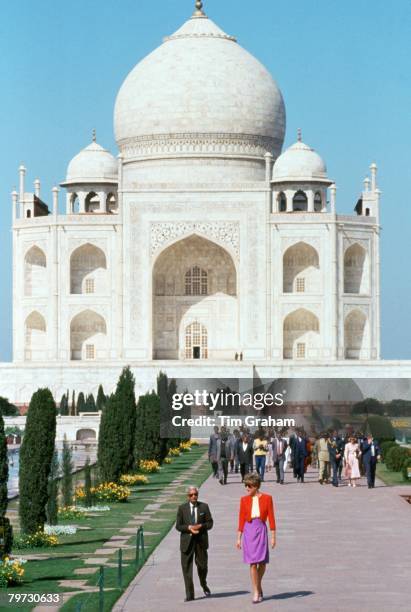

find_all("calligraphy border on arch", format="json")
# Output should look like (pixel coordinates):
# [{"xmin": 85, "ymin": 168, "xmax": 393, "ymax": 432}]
[{"xmin": 150, "ymin": 221, "xmax": 240, "ymax": 258}]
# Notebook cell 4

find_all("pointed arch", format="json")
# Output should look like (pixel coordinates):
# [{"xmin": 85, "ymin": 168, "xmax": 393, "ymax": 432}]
[
  {"xmin": 70, "ymin": 309, "xmax": 107, "ymax": 361},
  {"xmin": 70, "ymin": 243, "xmax": 107, "ymax": 294},
  {"xmin": 152, "ymin": 234, "xmax": 238, "ymax": 360},
  {"xmin": 292, "ymin": 190, "xmax": 308, "ymax": 212},
  {"xmin": 283, "ymin": 242, "xmax": 320, "ymax": 293},
  {"xmin": 344, "ymin": 309, "xmax": 367, "ymax": 359},
  {"xmin": 283, "ymin": 308, "xmax": 320, "ymax": 359},
  {"xmin": 24, "ymin": 246, "xmax": 47, "ymax": 297},
  {"xmin": 344, "ymin": 243, "xmax": 368, "ymax": 294},
  {"xmin": 25, "ymin": 311, "xmax": 47, "ymax": 361}
]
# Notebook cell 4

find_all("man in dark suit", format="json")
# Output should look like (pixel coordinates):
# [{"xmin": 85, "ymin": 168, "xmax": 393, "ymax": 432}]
[
  {"xmin": 361, "ymin": 435, "xmax": 381, "ymax": 488},
  {"xmin": 176, "ymin": 486, "xmax": 214, "ymax": 602},
  {"xmin": 272, "ymin": 431, "xmax": 288, "ymax": 484},
  {"xmin": 235, "ymin": 433, "xmax": 254, "ymax": 482},
  {"xmin": 294, "ymin": 430, "xmax": 308, "ymax": 482}
]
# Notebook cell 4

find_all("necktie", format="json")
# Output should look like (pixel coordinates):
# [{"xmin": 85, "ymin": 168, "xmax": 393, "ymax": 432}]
[
  {"xmin": 278, "ymin": 440, "xmax": 282, "ymax": 454},
  {"xmin": 371, "ymin": 444, "xmax": 375, "ymax": 457},
  {"xmin": 190, "ymin": 504, "xmax": 196, "ymax": 524}
]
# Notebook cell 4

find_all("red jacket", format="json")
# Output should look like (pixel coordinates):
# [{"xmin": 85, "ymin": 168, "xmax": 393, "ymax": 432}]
[{"xmin": 238, "ymin": 493, "xmax": 276, "ymax": 532}]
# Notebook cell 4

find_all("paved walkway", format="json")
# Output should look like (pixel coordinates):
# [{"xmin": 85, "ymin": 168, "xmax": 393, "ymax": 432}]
[{"xmin": 114, "ymin": 466, "xmax": 411, "ymax": 612}]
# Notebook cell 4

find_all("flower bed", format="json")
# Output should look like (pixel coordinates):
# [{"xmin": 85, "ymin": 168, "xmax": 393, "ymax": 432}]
[
  {"xmin": 93, "ymin": 482, "xmax": 130, "ymax": 502},
  {"xmin": 58, "ymin": 506, "xmax": 87, "ymax": 520},
  {"xmin": 0, "ymin": 557, "xmax": 26, "ymax": 587},
  {"xmin": 167, "ymin": 447, "xmax": 181, "ymax": 457},
  {"xmin": 139, "ymin": 460, "xmax": 160, "ymax": 473},
  {"xmin": 14, "ymin": 531, "xmax": 58, "ymax": 549},
  {"xmin": 45, "ymin": 525, "xmax": 77, "ymax": 536},
  {"xmin": 120, "ymin": 474, "xmax": 149, "ymax": 486},
  {"xmin": 163, "ymin": 457, "xmax": 172, "ymax": 464},
  {"xmin": 179, "ymin": 442, "xmax": 192, "ymax": 453}
]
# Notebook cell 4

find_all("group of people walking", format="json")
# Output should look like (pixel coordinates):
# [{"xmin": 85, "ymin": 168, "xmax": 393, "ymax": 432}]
[
  {"xmin": 176, "ymin": 425, "xmax": 382, "ymax": 604},
  {"xmin": 208, "ymin": 425, "xmax": 382, "ymax": 489}
]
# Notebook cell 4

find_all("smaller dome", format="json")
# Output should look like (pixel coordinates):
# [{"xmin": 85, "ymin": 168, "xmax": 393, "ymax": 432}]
[
  {"xmin": 273, "ymin": 136, "xmax": 327, "ymax": 181},
  {"xmin": 65, "ymin": 139, "xmax": 117, "ymax": 184}
]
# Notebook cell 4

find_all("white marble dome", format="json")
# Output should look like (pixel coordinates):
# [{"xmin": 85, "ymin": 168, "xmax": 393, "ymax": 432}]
[
  {"xmin": 114, "ymin": 11, "xmax": 286, "ymax": 157},
  {"xmin": 273, "ymin": 139, "xmax": 327, "ymax": 181},
  {"xmin": 66, "ymin": 140, "xmax": 117, "ymax": 184}
]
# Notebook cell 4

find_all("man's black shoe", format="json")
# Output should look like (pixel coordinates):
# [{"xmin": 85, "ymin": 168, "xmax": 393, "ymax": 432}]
[
  {"xmin": 280, "ymin": 480, "xmax": 284, "ymax": 484},
  {"xmin": 219, "ymin": 478, "xmax": 224, "ymax": 485},
  {"xmin": 203, "ymin": 586, "xmax": 211, "ymax": 597},
  {"xmin": 184, "ymin": 596, "xmax": 195, "ymax": 602},
  {"xmin": 276, "ymin": 479, "xmax": 280, "ymax": 483}
]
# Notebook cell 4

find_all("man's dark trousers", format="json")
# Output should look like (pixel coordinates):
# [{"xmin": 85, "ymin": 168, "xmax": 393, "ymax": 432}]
[
  {"xmin": 330, "ymin": 458, "xmax": 339, "ymax": 486},
  {"xmin": 181, "ymin": 537, "xmax": 208, "ymax": 599},
  {"xmin": 364, "ymin": 458, "xmax": 377, "ymax": 487}
]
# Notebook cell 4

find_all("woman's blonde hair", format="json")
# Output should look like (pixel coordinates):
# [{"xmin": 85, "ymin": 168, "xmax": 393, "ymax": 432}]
[{"xmin": 244, "ymin": 472, "xmax": 261, "ymax": 489}]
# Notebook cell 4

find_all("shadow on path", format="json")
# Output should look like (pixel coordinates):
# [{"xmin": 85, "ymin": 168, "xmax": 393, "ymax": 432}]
[{"xmin": 267, "ymin": 590, "xmax": 314, "ymax": 600}]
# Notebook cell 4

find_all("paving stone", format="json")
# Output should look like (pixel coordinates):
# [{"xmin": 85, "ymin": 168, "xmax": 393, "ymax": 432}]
[
  {"xmin": 74, "ymin": 568, "xmax": 98, "ymax": 575},
  {"xmin": 84, "ymin": 557, "xmax": 109, "ymax": 565}
]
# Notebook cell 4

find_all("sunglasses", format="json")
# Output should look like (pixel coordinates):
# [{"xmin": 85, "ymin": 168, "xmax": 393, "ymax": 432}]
[
  {"xmin": 188, "ymin": 493, "xmax": 198, "ymax": 497},
  {"xmin": 245, "ymin": 484, "xmax": 255, "ymax": 489}
]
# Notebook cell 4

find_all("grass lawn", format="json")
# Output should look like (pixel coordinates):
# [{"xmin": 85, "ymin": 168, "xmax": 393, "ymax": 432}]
[
  {"xmin": 376, "ymin": 463, "xmax": 410, "ymax": 486},
  {"xmin": 4, "ymin": 446, "xmax": 210, "ymax": 611}
]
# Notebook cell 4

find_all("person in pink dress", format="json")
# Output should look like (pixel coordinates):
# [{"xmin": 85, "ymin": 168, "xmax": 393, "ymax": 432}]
[
  {"xmin": 344, "ymin": 436, "xmax": 361, "ymax": 487},
  {"xmin": 237, "ymin": 473, "xmax": 276, "ymax": 604}
]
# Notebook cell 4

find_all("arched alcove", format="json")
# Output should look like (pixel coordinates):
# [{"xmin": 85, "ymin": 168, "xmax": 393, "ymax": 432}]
[
  {"xmin": 24, "ymin": 246, "xmax": 47, "ymax": 297},
  {"xmin": 184, "ymin": 321, "xmax": 208, "ymax": 359},
  {"xmin": 344, "ymin": 309, "xmax": 367, "ymax": 359},
  {"xmin": 25, "ymin": 311, "xmax": 47, "ymax": 361},
  {"xmin": 277, "ymin": 192, "xmax": 287, "ymax": 212},
  {"xmin": 283, "ymin": 308, "xmax": 320, "ymax": 359},
  {"xmin": 283, "ymin": 242, "xmax": 320, "ymax": 293},
  {"xmin": 152, "ymin": 234, "xmax": 237, "ymax": 360},
  {"xmin": 344, "ymin": 243, "xmax": 368, "ymax": 294},
  {"xmin": 85, "ymin": 192, "xmax": 100, "ymax": 213},
  {"xmin": 70, "ymin": 244, "xmax": 107, "ymax": 294},
  {"xmin": 70, "ymin": 310, "xmax": 107, "ymax": 361}
]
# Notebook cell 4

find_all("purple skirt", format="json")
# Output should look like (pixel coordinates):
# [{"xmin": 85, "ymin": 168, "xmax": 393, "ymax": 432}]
[{"xmin": 242, "ymin": 518, "xmax": 269, "ymax": 564}]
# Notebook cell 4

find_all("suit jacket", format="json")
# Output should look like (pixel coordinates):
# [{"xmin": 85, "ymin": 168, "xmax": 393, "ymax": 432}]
[
  {"xmin": 208, "ymin": 433, "xmax": 219, "ymax": 461},
  {"xmin": 216, "ymin": 437, "xmax": 235, "ymax": 461},
  {"xmin": 176, "ymin": 501, "xmax": 213, "ymax": 553},
  {"xmin": 361, "ymin": 439, "xmax": 381, "ymax": 463},
  {"xmin": 236, "ymin": 439, "xmax": 254, "ymax": 464},
  {"xmin": 294, "ymin": 437, "xmax": 308, "ymax": 459},
  {"xmin": 272, "ymin": 438, "xmax": 288, "ymax": 462},
  {"xmin": 238, "ymin": 493, "xmax": 276, "ymax": 532}
]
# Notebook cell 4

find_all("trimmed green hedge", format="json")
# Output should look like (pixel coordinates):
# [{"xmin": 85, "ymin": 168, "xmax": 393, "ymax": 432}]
[
  {"xmin": 385, "ymin": 445, "xmax": 410, "ymax": 472},
  {"xmin": 367, "ymin": 415, "xmax": 395, "ymax": 442},
  {"xmin": 380, "ymin": 440, "xmax": 398, "ymax": 460}
]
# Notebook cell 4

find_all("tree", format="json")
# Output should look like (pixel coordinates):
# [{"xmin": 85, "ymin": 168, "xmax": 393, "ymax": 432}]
[
  {"xmin": 96, "ymin": 385, "xmax": 106, "ymax": 412},
  {"xmin": 84, "ymin": 457, "xmax": 92, "ymax": 508},
  {"xmin": 85, "ymin": 394, "xmax": 96, "ymax": 412},
  {"xmin": 46, "ymin": 450, "xmax": 59, "ymax": 525},
  {"xmin": 352, "ymin": 398, "xmax": 383, "ymax": 416},
  {"xmin": 71, "ymin": 390, "xmax": 76, "ymax": 416},
  {"xmin": 59, "ymin": 393, "xmax": 69, "ymax": 416},
  {"xmin": 19, "ymin": 388, "xmax": 57, "ymax": 534},
  {"xmin": 0, "ymin": 413, "xmax": 9, "ymax": 517},
  {"xmin": 135, "ymin": 392, "xmax": 161, "ymax": 465},
  {"xmin": 0, "ymin": 396, "xmax": 18, "ymax": 417},
  {"xmin": 98, "ymin": 367, "xmax": 137, "ymax": 482},
  {"xmin": 61, "ymin": 436, "xmax": 73, "ymax": 507},
  {"xmin": 77, "ymin": 392, "xmax": 86, "ymax": 414}
]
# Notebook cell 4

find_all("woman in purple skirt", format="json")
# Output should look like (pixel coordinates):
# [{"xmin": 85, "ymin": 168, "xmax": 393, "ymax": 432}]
[{"xmin": 237, "ymin": 473, "xmax": 276, "ymax": 603}]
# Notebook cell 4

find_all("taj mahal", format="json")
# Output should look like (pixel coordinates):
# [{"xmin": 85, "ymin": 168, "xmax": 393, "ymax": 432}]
[{"xmin": 2, "ymin": 0, "xmax": 410, "ymax": 404}]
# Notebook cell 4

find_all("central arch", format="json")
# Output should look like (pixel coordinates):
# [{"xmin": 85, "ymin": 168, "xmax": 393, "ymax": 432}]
[{"xmin": 152, "ymin": 234, "xmax": 238, "ymax": 360}]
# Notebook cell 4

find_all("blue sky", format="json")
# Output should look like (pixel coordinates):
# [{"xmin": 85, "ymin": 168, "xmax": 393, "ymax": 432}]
[{"xmin": 0, "ymin": 0, "xmax": 410, "ymax": 360}]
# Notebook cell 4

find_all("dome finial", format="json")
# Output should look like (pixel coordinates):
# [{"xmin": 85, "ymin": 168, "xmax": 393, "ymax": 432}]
[
  {"xmin": 92, "ymin": 128, "xmax": 96, "ymax": 143},
  {"xmin": 193, "ymin": 0, "xmax": 206, "ymax": 17},
  {"xmin": 297, "ymin": 128, "xmax": 302, "ymax": 142}
]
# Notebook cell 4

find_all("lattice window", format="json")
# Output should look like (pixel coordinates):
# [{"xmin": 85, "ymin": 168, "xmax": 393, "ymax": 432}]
[
  {"xmin": 85, "ymin": 344, "xmax": 95, "ymax": 360},
  {"xmin": 296, "ymin": 343, "xmax": 306, "ymax": 359},
  {"xmin": 296, "ymin": 277, "xmax": 305, "ymax": 293},
  {"xmin": 85, "ymin": 278, "xmax": 95, "ymax": 294},
  {"xmin": 185, "ymin": 266, "xmax": 208, "ymax": 296},
  {"xmin": 185, "ymin": 322, "xmax": 208, "ymax": 359}
]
